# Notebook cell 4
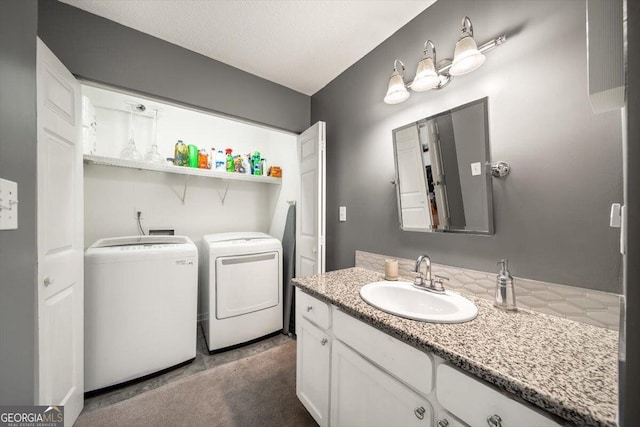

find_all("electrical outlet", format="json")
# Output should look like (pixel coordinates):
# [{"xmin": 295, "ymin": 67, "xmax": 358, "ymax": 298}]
[
  {"xmin": 339, "ymin": 206, "xmax": 347, "ymax": 222},
  {"xmin": 133, "ymin": 208, "xmax": 144, "ymax": 220}
]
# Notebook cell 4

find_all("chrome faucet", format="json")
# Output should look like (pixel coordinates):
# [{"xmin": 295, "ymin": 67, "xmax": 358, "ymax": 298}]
[
  {"xmin": 414, "ymin": 255, "xmax": 432, "ymax": 287},
  {"xmin": 414, "ymin": 254, "xmax": 447, "ymax": 293}
]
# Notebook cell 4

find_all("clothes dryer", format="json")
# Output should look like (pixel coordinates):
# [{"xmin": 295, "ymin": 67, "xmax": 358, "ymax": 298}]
[{"xmin": 201, "ymin": 232, "xmax": 282, "ymax": 352}]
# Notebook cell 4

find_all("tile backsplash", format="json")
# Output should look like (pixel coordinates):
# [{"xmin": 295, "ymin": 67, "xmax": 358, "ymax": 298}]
[{"xmin": 355, "ymin": 251, "xmax": 622, "ymax": 331}]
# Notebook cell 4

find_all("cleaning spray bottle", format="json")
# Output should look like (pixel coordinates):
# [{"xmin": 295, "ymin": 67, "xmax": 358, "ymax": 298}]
[{"xmin": 225, "ymin": 148, "xmax": 234, "ymax": 172}]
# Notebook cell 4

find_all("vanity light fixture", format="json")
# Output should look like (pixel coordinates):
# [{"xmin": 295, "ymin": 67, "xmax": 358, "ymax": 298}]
[
  {"xmin": 384, "ymin": 16, "xmax": 506, "ymax": 104},
  {"xmin": 384, "ymin": 60, "xmax": 411, "ymax": 104}
]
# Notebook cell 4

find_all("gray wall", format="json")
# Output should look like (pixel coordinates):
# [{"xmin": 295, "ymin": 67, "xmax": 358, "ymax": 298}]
[
  {"xmin": 621, "ymin": 1, "xmax": 639, "ymax": 424},
  {"xmin": 311, "ymin": 0, "xmax": 623, "ymax": 293},
  {"xmin": 38, "ymin": 1, "xmax": 310, "ymax": 133},
  {"xmin": 0, "ymin": 0, "xmax": 38, "ymax": 404}
]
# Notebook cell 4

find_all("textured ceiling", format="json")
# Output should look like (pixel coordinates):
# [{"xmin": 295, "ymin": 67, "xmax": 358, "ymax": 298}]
[{"xmin": 59, "ymin": 0, "xmax": 436, "ymax": 95}]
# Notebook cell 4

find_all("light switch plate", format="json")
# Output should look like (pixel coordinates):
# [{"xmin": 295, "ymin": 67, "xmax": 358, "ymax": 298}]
[
  {"xmin": 0, "ymin": 178, "xmax": 18, "ymax": 230},
  {"xmin": 470, "ymin": 162, "xmax": 482, "ymax": 176},
  {"xmin": 339, "ymin": 206, "xmax": 346, "ymax": 222}
]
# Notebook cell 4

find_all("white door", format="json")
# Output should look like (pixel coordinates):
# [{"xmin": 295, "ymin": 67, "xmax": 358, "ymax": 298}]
[
  {"xmin": 36, "ymin": 39, "xmax": 84, "ymax": 426},
  {"xmin": 425, "ymin": 121, "xmax": 450, "ymax": 227},
  {"xmin": 296, "ymin": 121, "xmax": 326, "ymax": 276},
  {"xmin": 296, "ymin": 318, "xmax": 331, "ymax": 426},
  {"xmin": 331, "ymin": 341, "xmax": 433, "ymax": 427},
  {"xmin": 393, "ymin": 124, "xmax": 431, "ymax": 231}
]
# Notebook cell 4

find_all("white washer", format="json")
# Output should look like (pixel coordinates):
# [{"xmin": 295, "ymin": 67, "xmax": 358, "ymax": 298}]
[
  {"xmin": 84, "ymin": 235, "xmax": 198, "ymax": 392},
  {"xmin": 201, "ymin": 232, "xmax": 283, "ymax": 353}
]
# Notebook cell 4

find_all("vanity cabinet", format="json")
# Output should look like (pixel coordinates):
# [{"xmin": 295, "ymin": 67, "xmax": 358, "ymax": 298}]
[
  {"xmin": 331, "ymin": 341, "xmax": 432, "ymax": 426},
  {"xmin": 295, "ymin": 288, "xmax": 563, "ymax": 427}
]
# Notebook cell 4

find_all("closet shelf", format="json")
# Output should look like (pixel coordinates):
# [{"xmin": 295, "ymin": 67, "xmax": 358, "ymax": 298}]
[{"xmin": 83, "ymin": 155, "xmax": 282, "ymax": 185}]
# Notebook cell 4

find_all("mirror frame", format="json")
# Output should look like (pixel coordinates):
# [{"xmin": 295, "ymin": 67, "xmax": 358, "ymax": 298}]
[{"xmin": 392, "ymin": 97, "xmax": 494, "ymax": 235}]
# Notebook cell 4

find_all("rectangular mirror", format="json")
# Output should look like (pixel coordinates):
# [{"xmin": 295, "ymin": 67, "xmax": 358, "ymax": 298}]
[{"xmin": 392, "ymin": 97, "xmax": 493, "ymax": 234}]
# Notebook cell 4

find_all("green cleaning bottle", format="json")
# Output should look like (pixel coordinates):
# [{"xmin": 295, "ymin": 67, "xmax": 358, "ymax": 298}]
[
  {"xmin": 188, "ymin": 144, "xmax": 198, "ymax": 168},
  {"xmin": 225, "ymin": 148, "xmax": 234, "ymax": 172}
]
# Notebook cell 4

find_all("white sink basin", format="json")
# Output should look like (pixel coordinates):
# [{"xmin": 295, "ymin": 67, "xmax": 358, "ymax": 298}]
[{"xmin": 360, "ymin": 281, "xmax": 478, "ymax": 323}]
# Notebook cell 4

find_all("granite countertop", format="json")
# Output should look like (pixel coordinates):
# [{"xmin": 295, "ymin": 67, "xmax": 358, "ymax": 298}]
[{"xmin": 292, "ymin": 267, "xmax": 618, "ymax": 427}]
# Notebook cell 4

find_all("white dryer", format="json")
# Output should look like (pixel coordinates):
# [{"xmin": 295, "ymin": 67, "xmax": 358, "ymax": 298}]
[
  {"xmin": 84, "ymin": 235, "xmax": 198, "ymax": 392},
  {"xmin": 201, "ymin": 232, "xmax": 282, "ymax": 353}
]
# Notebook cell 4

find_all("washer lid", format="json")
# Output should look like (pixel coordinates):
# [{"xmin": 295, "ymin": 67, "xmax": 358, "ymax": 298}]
[
  {"xmin": 91, "ymin": 235, "xmax": 191, "ymax": 248},
  {"xmin": 203, "ymin": 231, "xmax": 275, "ymax": 244}
]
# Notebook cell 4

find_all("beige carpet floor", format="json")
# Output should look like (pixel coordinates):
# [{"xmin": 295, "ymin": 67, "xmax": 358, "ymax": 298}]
[{"xmin": 75, "ymin": 340, "xmax": 317, "ymax": 427}]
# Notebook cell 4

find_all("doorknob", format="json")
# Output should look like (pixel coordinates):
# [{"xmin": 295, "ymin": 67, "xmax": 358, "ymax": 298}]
[{"xmin": 44, "ymin": 276, "xmax": 54, "ymax": 287}]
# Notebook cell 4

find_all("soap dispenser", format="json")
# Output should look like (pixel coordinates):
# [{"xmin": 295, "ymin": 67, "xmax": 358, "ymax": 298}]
[{"xmin": 494, "ymin": 259, "xmax": 517, "ymax": 311}]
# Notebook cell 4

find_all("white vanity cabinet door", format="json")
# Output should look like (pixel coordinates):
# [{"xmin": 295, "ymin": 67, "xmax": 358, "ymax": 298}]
[
  {"xmin": 297, "ymin": 317, "xmax": 331, "ymax": 426},
  {"xmin": 331, "ymin": 341, "xmax": 433, "ymax": 427},
  {"xmin": 437, "ymin": 364, "xmax": 561, "ymax": 427}
]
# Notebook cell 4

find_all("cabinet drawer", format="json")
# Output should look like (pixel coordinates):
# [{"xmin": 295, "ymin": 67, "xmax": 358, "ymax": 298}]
[
  {"xmin": 333, "ymin": 309, "xmax": 433, "ymax": 397},
  {"xmin": 437, "ymin": 364, "xmax": 561, "ymax": 427},
  {"xmin": 296, "ymin": 288, "xmax": 331, "ymax": 329}
]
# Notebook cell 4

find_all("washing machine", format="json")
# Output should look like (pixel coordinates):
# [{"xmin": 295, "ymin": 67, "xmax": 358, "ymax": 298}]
[
  {"xmin": 84, "ymin": 235, "xmax": 198, "ymax": 392},
  {"xmin": 201, "ymin": 232, "xmax": 282, "ymax": 353}
]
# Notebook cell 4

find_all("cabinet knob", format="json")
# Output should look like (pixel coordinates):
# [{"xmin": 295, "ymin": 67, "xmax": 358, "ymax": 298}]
[
  {"xmin": 487, "ymin": 414, "xmax": 502, "ymax": 427},
  {"xmin": 437, "ymin": 420, "xmax": 449, "ymax": 427},
  {"xmin": 321, "ymin": 338, "xmax": 328, "ymax": 345},
  {"xmin": 44, "ymin": 276, "xmax": 54, "ymax": 287},
  {"xmin": 306, "ymin": 305, "xmax": 313, "ymax": 312},
  {"xmin": 414, "ymin": 406, "xmax": 426, "ymax": 420}
]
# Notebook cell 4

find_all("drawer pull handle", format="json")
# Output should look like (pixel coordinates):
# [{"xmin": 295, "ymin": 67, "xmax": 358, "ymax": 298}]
[
  {"xmin": 321, "ymin": 338, "xmax": 328, "ymax": 345},
  {"xmin": 306, "ymin": 305, "xmax": 313, "ymax": 312},
  {"xmin": 437, "ymin": 420, "xmax": 449, "ymax": 427},
  {"xmin": 414, "ymin": 406, "xmax": 426, "ymax": 420},
  {"xmin": 487, "ymin": 414, "xmax": 502, "ymax": 427}
]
